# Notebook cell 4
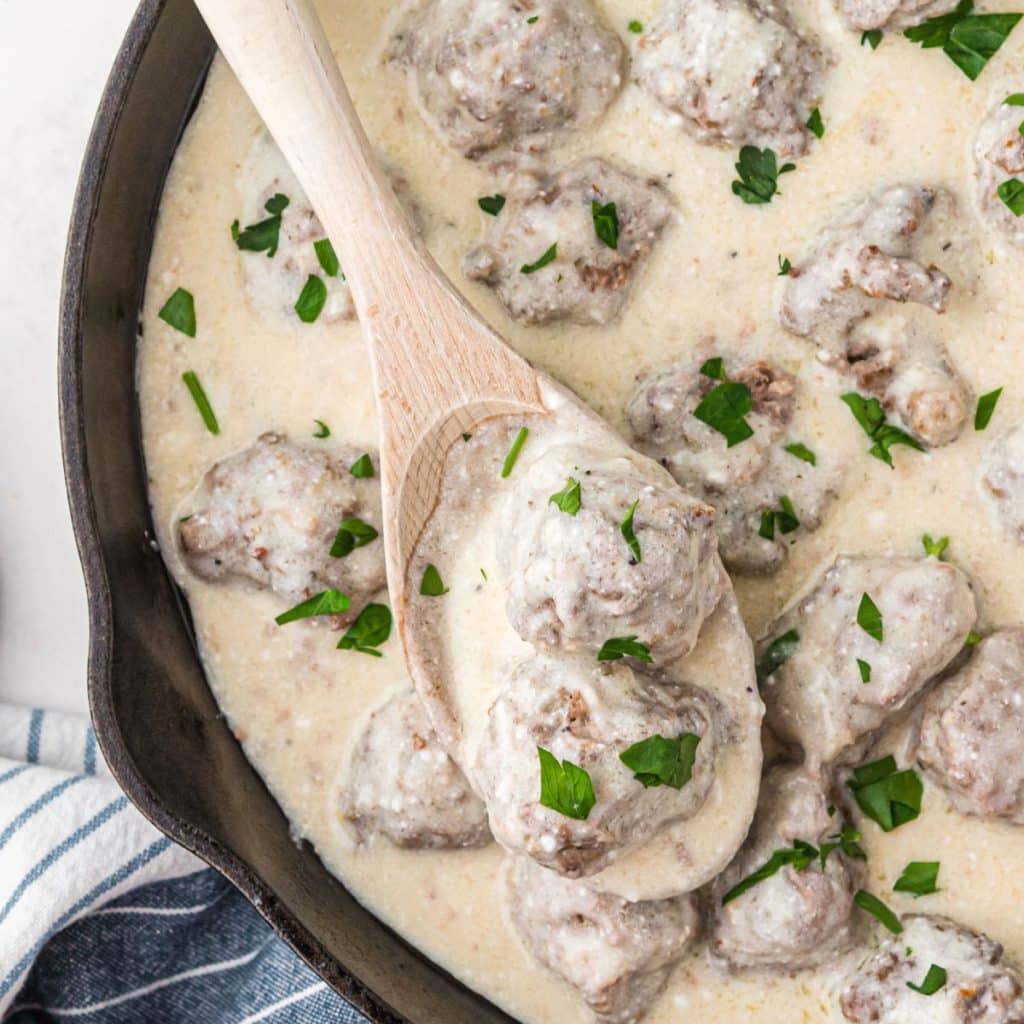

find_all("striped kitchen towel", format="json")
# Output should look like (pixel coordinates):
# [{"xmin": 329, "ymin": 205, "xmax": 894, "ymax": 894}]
[{"xmin": 0, "ymin": 704, "xmax": 369, "ymax": 1023}]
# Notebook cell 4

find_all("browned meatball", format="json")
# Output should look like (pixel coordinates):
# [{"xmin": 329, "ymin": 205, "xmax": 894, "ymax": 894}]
[
  {"xmin": 390, "ymin": 0, "xmax": 625, "ymax": 158},
  {"xmin": 507, "ymin": 855, "xmax": 698, "ymax": 1023},
  {"xmin": 708, "ymin": 766, "xmax": 864, "ymax": 970},
  {"xmin": 464, "ymin": 159, "xmax": 673, "ymax": 326},
  {"xmin": 833, "ymin": 0, "xmax": 958, "ymax": 31},
  {"xmin": 918, "ymin": 628, "xmax": 1024, "ymax": 826},
  {"xmin": 974, "ymin": 96, "xmax": 1024, "ymax": 249},
  {"xmin": 339, "ymin": 689, "xmax": 491, "ymax": 849},
  {"xmin": 177, "ymin": 433, "xmax": 385, "ymax": 620},
  {"xmin": 841, "ymin": 915, "xmax": 1024, "ymax": 1023}
]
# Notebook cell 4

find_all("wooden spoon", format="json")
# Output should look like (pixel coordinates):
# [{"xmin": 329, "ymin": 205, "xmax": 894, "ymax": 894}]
[{"xmin": 192, "ymin": 0, "xmax": 549, "ymax": 630}]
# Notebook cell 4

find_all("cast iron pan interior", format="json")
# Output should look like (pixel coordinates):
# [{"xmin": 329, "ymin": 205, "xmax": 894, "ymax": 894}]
[{"xmin": 58, "ymin": 2, "xmax": 515, "ymax": 1020}]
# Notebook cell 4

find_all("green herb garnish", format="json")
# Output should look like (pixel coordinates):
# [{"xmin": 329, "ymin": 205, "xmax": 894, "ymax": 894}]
[
  {"xmin": 922, "ymin": 533, "xmax": 950, "ymax": 559},
  {"xmin": 592, "ymin": 201, "xmax": 619, "ymax": 250},
  {"xmin": 420, "ymin": 564, "xmax": 449, "ymax": 596},
  {"xmin": 350, "ymin": 453, "xmax": 375, "ymax": 478},
  {"xmin": 549, "ymin": 477, "xmax": 582, "ymax": 516},
  {"xmin": 181, "ymin": 371, "xmax": 220, "ymax": 435},
  {"xmin": 858, "ymin": 658, "xmax": 872, "ymax": 682},
  {"xmin": 538, "ymin": 748, "xmax": 596, "ymax": 820},
  {"xmin": 894, "ymin": 860, "xmax": 940, "ymax": 897},
  {"xmin": 337, "ymin": 602, "xmax": 392, "ymax": 656},
  {"xmin": 731, "ymin": 146, "xmax": 796, "ymax": 205},
  {"xmin": 313, "ymin": 419, "xmax": 331, "ymax": 439},
  {"xmin": 620, "ymin": 733, "xmax": 700, "ymax": 789},
  {"xmin": 965, "ymin": 630, "xmax": 982, "ymax": 646},
  {"xmin": 330, "ymin": 518, "xmax": 379, "ymax": 558},
  {"xmin": 695, "ymin": 364, "xmax": 754, "ymax": 447},
  {"xmin": 784, "ymin": 442, "xmax": 816, "ymax": 465},
  {"xmin": 759, "ymin": 496, "xmax": 800, "ymax": 540},
  {"xmin": 907, "ymin": 964, "xmax": 948, "ymax": 995},
  {"xmin": 904, "ymin": 0, "xmax": 1021, "ymax": 80},
  {"xmin": 295, "ymin": 274, "xmax": 328, "ymax": 323},
  {"xmin": 275, "ymin": 588, "xmax": 350, "ymax": 625},
  {"xmin": 478, "ymin": 194, "xmax": 506, "ymax": 216},
  {"xmin": 722, "ymin": 840, "xmax": 819, "ymax": 904},
  {"xmin": 757, "ymin": 629, "xmax": 799, "ymax": 683},
  {"xmin": 158, "ymin": 287, "xmax": 197, "ymax": 337},
  {"xmin": 597, "ymin": 636, "xmax": 653, "ymax": 663},
  {"xmin": 862, "ymin": 28, "xmax": 883, "ymax": 47},
  {"xmin": 620, "ymin": 499, "xmax": 642, "ymax": 563},
  {"xmin": 520, "ymin": 243, "xmax": 558, "ymax": 274},
  {"xmin": 975, "ymin": 387, "xmax": 1003, "ymax": 429},
  {"xmin": 314, "ymin": 238, "xmax": 341, "ymax": 278},
  {"xmin": 628, "ymin": 18, "xmax": 643, "ymax": 32},
  {"xmin": 778, "ymin": 255, "xmax": 793, "ymax": 276},
  {"xmin": 847, "ymin": 756, "xmax": 924, "ymax": 832},
  {"xmin": 857, "ymin": 593, "xmax": 884, "ymax": 642},
  {"xmin": 842, "ymin": 392, "xmax": 924, "ymax": 468},
  {"xmin": 855, "ymin": 890, "xmax": 904, "ymax": 933},
  {"xmin": 807, "ymin": 107, "xmax": 825, "ymax": 139},
  {"xmin": 501, "ymin": 427, "xmax": 529, "ymax": 477},
  {"xmin": 233, "ymin": 193, "xmax": 290, "ymax": 257}
]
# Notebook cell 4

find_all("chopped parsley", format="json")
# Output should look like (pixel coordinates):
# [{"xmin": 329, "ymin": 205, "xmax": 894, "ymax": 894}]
[
  {"xmin": 731, "ymin": 146, "xmax": 795, "ymax": 205},
  {"xmin": 857, "ymin": 593, "xmax": 884, "ymax": 642},
  {"xmin": 313, "ymin": 419, "xmax": 331, "ymax": 439},
  {"xmin": 350, "ymin": 453, "xmax": 375, "ymax": 478},
  {"xmin": 722, "ymin": 840, "xmax": 819, "ymax": 904},
  {"xmin": 275, "ymin": 588, "xmax": 350, "ymax": 625},
  {"xmin": 295, "ymin": 274, "xmax": 328, "ymax": 323},
  {"xmin": 181, "ymin": 371, "xmax": 220, "ymax": 435},
  {"xmin": 337, "ymin": 602, "xmax": 392, "ymax": 656},
  {"xmin": 520, "ymin": 243, "xmax": 558, "ymax": 274},
  {"xmin": 757, "ymin": 629, "xmax": 799, "ymax": 683},
  {"xmin": 620, "ymin": 733, "xmax": 701, "ymax": 789},
  {"xmin": 904, "ymin": 0, "xmax": 1021, "ymax": 80},
  {"xmin": 858, "ymin": 658, "xmax": 872, "ymax": 683},
  {"xmin": 526, "ymin": 14, "xmax": 539, "ymax": 22},
  {"xmin": 232, "ymin": 193, "xmax": 290, "ymax": 257},
  {"xmin": 314, "ymin": 238, "xmax": 341, "ymax": 278},
  {"xmin": 997, "ymin": 178, "xmax": 1024, "ymax": 215},
  {"xmin": 628, "ymin": 18, "xmax": 643, "ymax": 32},
  {"xmin": 819, "ymin": 826, "xmax": 867, "ymax": 866},
  {"xmin": 538, "ymin": 748, "xmax": 596, "ymax": 820},
  {"xmin": 158, "ymin": 287, "xmax": 197, "ymax": 337},
  {"xmin": 478, "ymin": 194, "xmax": 506, "ymax": 216},
  {"xmin": 922, "ymin": 533, "xmax": 950, "ymax": 559},
  {"xmin": 784, "ymin": 442, "xmax": 816, "ymax": 465},
  {"xmin": 847, "ymin": 756, "xmax": 924, "ymax": 832},
  {"xmin": 1006, "ymin": 92, "xmax": 1024, "ymax": 104},
  {"xmin": 501, "ymin": 427, "xmax": 530, "ymax": 477},
  {"xmin": 420, "ymin": 564, "xmax": 449, "ymax": 596},
  {"xmin": 758, "ymin": 496, "xmax": 800, "ymax": 540},
  {"xmin": 807, "ymin": 107, "xmax": 825, "ymax": 139},
  {"xmin": 894, "ymin": 860, "xmax": 941, "ymax": 897},
  {"xmin": 329, "ymin": 518, "xmax": 379, "ymax": 558},
  {"xmin": 778, "ymin": 254, "xmax": 793, "ymax": 276},
  {"xmin": 694, "ymin": 360, "xmax": 755, "ymax": 447},
  {"xmin": 862, "ymin": 28, "xmax": 883, "ymax": 47},
  {"xmin": 965, "ymin": 629, "xmax": 982, "ymax": 646},
  {"xmin": 855, "ymin": 890, "xmax": 904, "ymax": 934},
  {"xmin": 592, "ymin": 201, "xmax": 619, "ymax": 250},
  {"xmin": 620, "ymin": 499, "xmax": 642, "ymax": 563},
  {"xmin": 841, "ymin": 391, "xmax": 924, "ymax": 468},
  {"xmin": 975, "ymin": 387, "xmax": 1003, "ymax": 429},
  {"xmin": 549, "ymin": 477, "xmax": 582, "ymax": 516},
  {"xmin": 597, "ymin": 636, "xmax": 653, "ymax": 663},
  {"xmin": 907, "ymin": 964, "xmax": 948, "ymax": 995}
]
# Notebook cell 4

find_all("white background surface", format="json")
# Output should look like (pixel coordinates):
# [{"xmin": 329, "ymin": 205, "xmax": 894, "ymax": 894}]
[{"xmin": 1, "ymin": 1, "xmax": 139, "ymax": 713}]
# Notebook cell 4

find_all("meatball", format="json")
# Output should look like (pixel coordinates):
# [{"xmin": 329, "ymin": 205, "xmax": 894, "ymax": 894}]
[
  {"xmin": 840, "ymin": 915, "xmax": 1024, "ymax": 1023},
  {"xmin": 389, "ymin": 0, "xmax": 624, "ymax": 158},
  {"xmin": 779, "ymin": 185, "xmax": 953, "ymax": 349},
  {"xmin": 634, "ymin": 0, "xmax": 824, "ymax": 157},
  {"xmin": 339, "ymin": 689, "xmax": 491, "ymax": 849},
  {"xmin": 759, "ymin": 554, "xmax": 977, "ymax": 768},
  {"xmin": 497, "ymin": 444, "xmax": 723, "ymax": 664},
  {"xmin": 507, "ymin": 855, "xmax": 698, "ymax": 1023},
  {"xmin": 833, "ymin": 0, "xmax": 958, "ymax": 31},
  {"xmin": 981, "ymin": 424, "xmax": 1024, "ymax": 541},
  {"xmin": 464, "ymin": 158, "xmax": 673, "ymax": 326},
  {"xmin": 474, "ymin": 654, "xmax": 718, "ymax": 877},
  {"xmin": 973, "ymin": 97, "xmax": 1024, "ymax": 249},
  {"xmin": 177, "ymin": 433, "xmax": 386, "ymax": 619},
  {"xmin": 626, "ymin": 350, "xmax": 843, "ymax": 574},
  {"xmin": 918, "ymin": 628, "xmax": 1024, "ymax": 825},
  {"xmin": 708, "ymin": 767, "xmax": 863, "ymax": 970},
  {"xmin": 845, "ymin": 321, "xmax": 969, "ymax": 447}
]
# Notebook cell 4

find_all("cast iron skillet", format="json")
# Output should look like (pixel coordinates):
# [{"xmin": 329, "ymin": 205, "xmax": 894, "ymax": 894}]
[{"xmin": 58, "ymin": 2, "xmax": 515, "ymax": 1021}]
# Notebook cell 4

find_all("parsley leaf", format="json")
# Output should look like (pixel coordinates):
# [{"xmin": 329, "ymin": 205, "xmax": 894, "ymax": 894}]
[
  {"xmin": 997, "ymin": 178, "xmax": 1024, "ymax": 215},
  {"xmin": 807, "ymin": 107, "xmax": 825, "ymax": 139},
  {"xmin": 538, "ymin": 748, "xmax": 596, "ymax": 820},
  {"xmin": 847, "ymin": 756, "xmax": 924, "ymax": 832},
  {"xmin": 628, "ymin": 18, "xmax": 643, "ymax": 32},
  {"xmin": 819, "ymin": 826, "xmax": 867, "ymax": 866},
  {"xmin": 521, "ymin": 243, "xmax": 558, "ymax": 274},
  {"xmin": 904, "ymin": 0, "xmax": 1021, "ymax": 80},
  {"xmin": 420, "ymin": 564, "xmax": 449, "ymax": 596},
  {"xmin": 759, "ymin": 496, "xmax": 800, "ymax": 540},
  {"xmin": 722, "ymin": 840, "xmax": 820, "ymax": 904},
  {"xmin": 855, "ymin": 890, "xmax": 904, "ymax": 933},
  {"xmin": 275, "ymin": 588, "xmax": 350, "ymax": 625},
  {"xmin": 907, "ymin": 964, "xmax": 948, "ymax": 995},
  {"xmin": 329, "ymin": 518, "xmax": 379, "ymax": 558},
  {"xmin": 858, "ymin": 658, "xmax": 872, "ymax": 682},
  {"xmin": 841, "ymin": 392, "xmax": 924, "ymax": 467},
  {"xmin": 731, "ymin": 146, "xmax": 796, "ymax": 205},
  {"xmin": 695, "ymin": 371, "xmax": 755, "ymax": 447},
  {"xmin": 620, "ymin": 733, "xmax": 701, "ymax": 789},
  {"xmin": 620, "ymin": 499, "xmax": 642, "ymax": 563},
  {"xmin": 862, "ymin": 28, "xmax": 883, "ymax": 47},
  {"xmin": 181, "ymin": 371, "xmax": 220, "ymax": 435},
  {"xmin": 922, "ymin": 533, "xmax": 950, "ymax": 559},
  {"xmin": 549, "ymin": 477, "xmax": 582, "ymax": 516},
  {"xmin": 965, "ymin": 629, "xmax": 982, "ymax": 646},
  {"xmin": 233, "ymin": 193, "xmax": 290, "ymax": 257},
  {"xmin": 784, "ymin": 442, "xmax": 816, "ymax": 465},
  {"xmin": 350, "ymin": 453, "xmax": 375, "ymax": 478},
  {"xmin": 295, "ymin": 275, "xmax": 328, "ymax": 323},
  {"xmin": 478, "ymin": 194, "xmax": 506, "ymax": 216},
  {"xmin": 313, "ymin": 419, "xmax": 331, "ymax": 439},
  {"xmin": 894, "ymin": 860, "xmax": 941, "ymax": 897},
  {"xmin": 501, "ymin": 427, "xmax": 530, "ymax": 477},
  {"xmin": 778, "ymin": 254, "xmax": 793, "ymax": 275},
  {"xmin": 314, "ymin": 238, "xmax": 341, "ymax": 278},
  {"xmin": 337, "ymin": 602, "xmax": 392, "ymax": 656},
  {"xmin": 158, "ymin": 287, "xmax": 197, "ymax": 337},
  {"xmin": 598, "ymin": 636, "xmax": 653, "ymax": 663},
  {"xmin": 857, "ymin": 593, "xmax": 884, "ymax": 642},
  {"xmin": 1005, "ymin": 92, "xmax": 1024, "ymax": 104},
  {"xmin": 757, "ymin": 629, "xmax": 800, "ymax": 683},
  {"xmin": 592, "ymin": 201, "xmax": 619, "ymax": 249},
  {"xmin": 975, "ymin": 387, "xmax": 1003, "ymax": 429}
]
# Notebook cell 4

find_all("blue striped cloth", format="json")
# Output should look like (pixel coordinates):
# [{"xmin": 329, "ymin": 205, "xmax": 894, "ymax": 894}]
[{"xmin": 0, "ymin": 704, "xmax": 370, "ymax": 1023}]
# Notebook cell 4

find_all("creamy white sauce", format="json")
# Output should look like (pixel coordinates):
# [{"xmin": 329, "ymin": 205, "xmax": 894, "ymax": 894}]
[{"xmin": 138, "ymin": 1, "xmax": 1024, "ymax": 1020}]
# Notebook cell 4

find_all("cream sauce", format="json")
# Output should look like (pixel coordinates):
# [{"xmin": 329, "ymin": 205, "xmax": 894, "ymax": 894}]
[{"xmin": 138, "ymin": 0, "xmax": 1024, "ymax": 1020}]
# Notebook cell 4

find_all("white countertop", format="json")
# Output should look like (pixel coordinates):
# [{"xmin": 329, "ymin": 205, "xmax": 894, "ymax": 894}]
[{"xmin": 0, "ymin": 0, "xmax": 139, "ymax": 714}]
